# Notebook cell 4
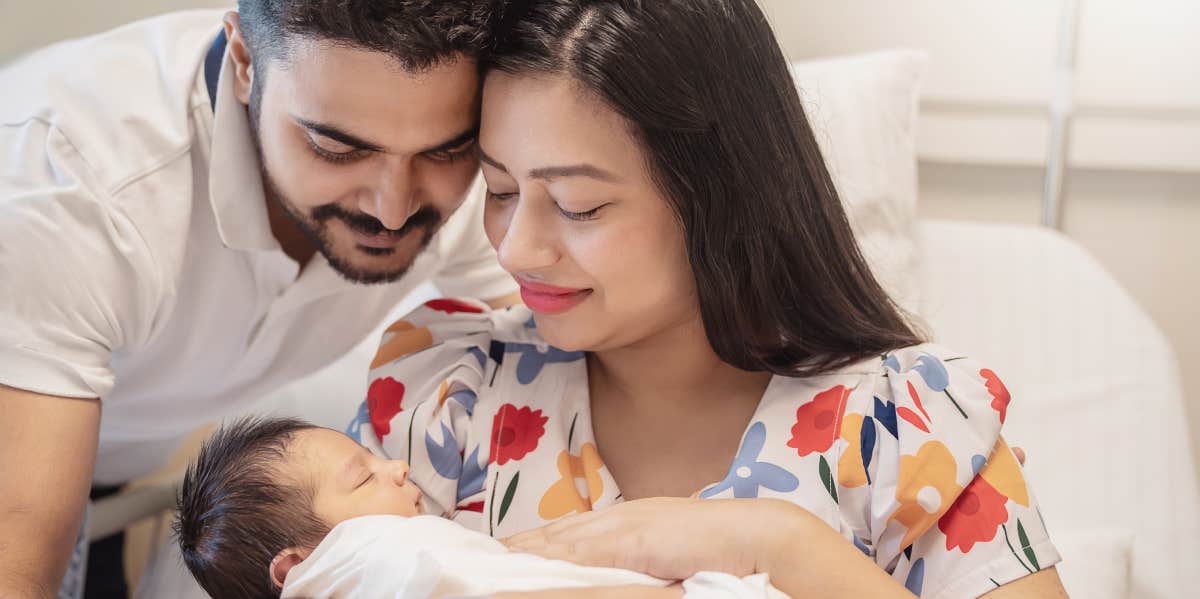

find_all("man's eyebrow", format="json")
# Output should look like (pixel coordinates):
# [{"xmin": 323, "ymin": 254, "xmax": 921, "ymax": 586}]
[
  {"xmin": 478, "ymin": 150, "xmax": 620, "ymax": 183},
  {"xmin": 420, "ymin": 125, "xmax": 480, "ymax": 155},
  {"xmin": 295, "ymin": 117, "xmax": 385, "ymax": 152}
]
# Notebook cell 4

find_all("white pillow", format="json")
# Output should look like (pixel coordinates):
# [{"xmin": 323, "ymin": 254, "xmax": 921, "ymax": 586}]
[{"xmin": 790, "ymin": 50, "xmax": 928, "ymax": 311}]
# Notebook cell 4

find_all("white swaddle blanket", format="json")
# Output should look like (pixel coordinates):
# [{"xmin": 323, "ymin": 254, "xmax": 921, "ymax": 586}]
[{"xmin": 282, "ymin": 515, "xmax": 786, "ymax": 598}]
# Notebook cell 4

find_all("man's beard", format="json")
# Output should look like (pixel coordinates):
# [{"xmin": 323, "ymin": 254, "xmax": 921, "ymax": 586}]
[{"xmin": 247, "ymin": 84, "xmax": 442, "ymax": 285}]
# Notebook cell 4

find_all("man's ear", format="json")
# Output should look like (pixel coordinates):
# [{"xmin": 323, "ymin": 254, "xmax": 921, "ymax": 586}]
[
  {"xmin": 269, "ymin": 546, "xmax": 313, "ymax": 590},
  {"xmin": 222, "ymin": 11, "xmax": 256, "ymax": 105}
]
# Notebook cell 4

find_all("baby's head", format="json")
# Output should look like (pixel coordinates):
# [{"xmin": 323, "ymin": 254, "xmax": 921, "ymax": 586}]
[{"xmin": 174, "ymin": 417, "xmax": 422, "ymax": 599}]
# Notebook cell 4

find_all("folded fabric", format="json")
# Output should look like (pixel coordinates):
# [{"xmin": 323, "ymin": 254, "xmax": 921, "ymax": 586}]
[{"xmin": 282, "ymin": 515, "xmax": 786, "ymax": 599}]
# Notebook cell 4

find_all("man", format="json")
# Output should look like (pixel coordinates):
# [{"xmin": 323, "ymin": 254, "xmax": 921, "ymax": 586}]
[{"xmin": 0, "ymin": 2, "xmax": 518, "ymax": 597}]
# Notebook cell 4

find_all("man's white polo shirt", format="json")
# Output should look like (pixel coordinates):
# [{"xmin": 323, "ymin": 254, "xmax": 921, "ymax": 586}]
[{"xmin": 0, "ymin": 10, "xmax": 516, "ymax": 483}]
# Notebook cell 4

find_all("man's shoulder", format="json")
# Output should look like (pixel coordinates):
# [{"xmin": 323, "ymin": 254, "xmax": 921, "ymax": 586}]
[{"xmin": 1, "ymin": 10, "xmax": 225, "ymax": 193}]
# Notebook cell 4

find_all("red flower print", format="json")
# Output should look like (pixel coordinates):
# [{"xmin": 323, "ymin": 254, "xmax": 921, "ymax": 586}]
[
  {"xmin": 489, "ymin": 404, "xmax": 548, "ymax": 465},
  {"xmin": 425, "ymin": 298, "xmax": 485, "ymax": 314},
  {"xmin": 787, "ymin": 385, "xmax": 851, "ymax": 456},
  {"xmin": 897, "ymin": 381, "xmax": 931, "ymax": 432},
  {"xmin": 938, "ymin": 475, "xmax": 1010, "ymax": 553},
  {"xmin": 367, "ymin": 377, "xmax": 405, "ymax": 440},
  {"xmin": 980, "ymin": 369, "xmax": 1011, "ymax": 424}
]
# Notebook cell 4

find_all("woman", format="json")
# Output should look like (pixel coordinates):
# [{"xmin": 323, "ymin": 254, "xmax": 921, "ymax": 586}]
[{"xmin": 353, "ymin": 1, "xmax": 1068, "ymax": 596}]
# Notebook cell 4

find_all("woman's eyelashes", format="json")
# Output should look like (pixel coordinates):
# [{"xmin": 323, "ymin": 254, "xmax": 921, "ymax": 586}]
[{"xmin": 485, "ymin": 189, "xmax": 607, "ymax": 221}]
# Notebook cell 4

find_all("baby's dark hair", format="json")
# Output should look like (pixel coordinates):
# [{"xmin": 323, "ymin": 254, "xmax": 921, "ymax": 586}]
[{"xmin": 174, "ymin": 417, "xmax": 329, "ymax": 599}]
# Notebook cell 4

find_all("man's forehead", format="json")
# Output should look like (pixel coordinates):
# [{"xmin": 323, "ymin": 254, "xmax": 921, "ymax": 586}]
[{"xmin": 267, "ymin": 39, "xmax": 481, "ymax": 153}]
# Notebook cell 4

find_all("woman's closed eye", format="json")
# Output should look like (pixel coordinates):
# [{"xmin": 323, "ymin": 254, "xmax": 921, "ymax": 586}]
[{"xmin": 486, "ymin": 189, "xmax": 607, "ymax": 222}]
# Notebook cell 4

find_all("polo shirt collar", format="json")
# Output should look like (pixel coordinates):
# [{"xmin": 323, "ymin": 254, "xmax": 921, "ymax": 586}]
[{"xmin": 205, "ymin": 30, "xmax": 279, "ymax": 252}]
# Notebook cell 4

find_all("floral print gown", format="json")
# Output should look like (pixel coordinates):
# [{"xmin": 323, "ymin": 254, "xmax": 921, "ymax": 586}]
[{"xmin": 351, "ymin": 299, "xmax": 1060, "ymax": 599}]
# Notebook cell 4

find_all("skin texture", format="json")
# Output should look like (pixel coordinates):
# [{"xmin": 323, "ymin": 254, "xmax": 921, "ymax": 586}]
[
  {"xmin": 0, "ymin": 386, "xmax": 99, "ymax": 599},
  {"xmin": 477, "ymin": 72, "xmax": 1069, "ymax": 598},
  {"xmin": 224, "ymin": 13, "xmax": 483, "ymax": 283},
  {"xmin": 268, "ymin": 428, "xmax": 423, "ymax": 587},
  {"xmin": 480, "ymin": 72, "xmax": 772, "ymax": 500}
]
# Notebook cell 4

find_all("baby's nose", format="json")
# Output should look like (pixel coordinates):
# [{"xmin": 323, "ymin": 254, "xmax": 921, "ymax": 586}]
[{"xmin": 390, "ymin": 461, "xmax": 410, "ymax": 486}]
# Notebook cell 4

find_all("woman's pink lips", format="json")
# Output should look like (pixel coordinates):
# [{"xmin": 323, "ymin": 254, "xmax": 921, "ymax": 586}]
[{"xmin": 517, "ymin": 279, "xmax": 592, "ymax": 315}]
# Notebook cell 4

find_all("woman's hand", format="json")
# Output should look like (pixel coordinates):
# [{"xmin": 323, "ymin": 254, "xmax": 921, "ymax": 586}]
[
  {"xmin": 501, "ymin": 497, "xmax": 775, "ymax": 581},
  {"xmin": 502, "ymin": 497, "xmax": 914, "ymax": 598}
]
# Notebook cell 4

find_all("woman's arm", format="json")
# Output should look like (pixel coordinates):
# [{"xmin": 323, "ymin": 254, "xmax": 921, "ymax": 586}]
[
  {"xmin": 504, "ymin": 498, "xmax": 1068, "ymax": 598},
  {"xmin": 980, "ymin": 569, "xmax": 1069, "ymax": 599},
  {"xmin": 492, "ymin": 584, "xmax": 683, "ymax": 599}
]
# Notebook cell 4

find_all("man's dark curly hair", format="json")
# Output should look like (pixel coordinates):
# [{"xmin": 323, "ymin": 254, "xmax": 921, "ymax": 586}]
[
  {"xmin": 236, "ymin": 0, "xmax": 499, "ymax": 72},
  {"xmin": 174, "ymin": 417, "xmax": 325, "ymax": 599}
]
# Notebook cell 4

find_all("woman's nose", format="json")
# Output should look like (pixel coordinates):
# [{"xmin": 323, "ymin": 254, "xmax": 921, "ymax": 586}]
[{"xmin": 496, "ymin": 199, "xmax": 559, "ymax": 273}]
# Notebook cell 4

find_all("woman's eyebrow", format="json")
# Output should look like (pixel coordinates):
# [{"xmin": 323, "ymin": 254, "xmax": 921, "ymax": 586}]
[
  {"xmin": 479, "ymin": 149, "xmax": 621, "ymax": 183},
  {"xmin": 528, "ymin": 163, "xmax": 620, "ymax": 182}
]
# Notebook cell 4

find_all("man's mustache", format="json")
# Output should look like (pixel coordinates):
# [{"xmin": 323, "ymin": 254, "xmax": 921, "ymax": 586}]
[{"xmin": 311, "ymin": 204, "xmax": 441, "ymax": 237}]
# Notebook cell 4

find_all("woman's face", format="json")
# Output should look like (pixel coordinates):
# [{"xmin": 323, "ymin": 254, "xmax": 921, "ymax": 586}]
[{"xmin": 479, "ymin": 72, "xmax": 699, "ymax": 352}]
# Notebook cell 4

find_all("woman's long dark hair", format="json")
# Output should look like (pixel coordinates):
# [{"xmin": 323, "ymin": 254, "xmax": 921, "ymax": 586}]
[{"xmin": 486, "ymin": 0, "xmax": 924, "ymax": 377}]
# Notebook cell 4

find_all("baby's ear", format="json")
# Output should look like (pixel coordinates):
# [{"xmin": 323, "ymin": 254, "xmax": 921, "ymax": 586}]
[{"xmin": 269, "ymin": 546, "xmax": 312, "ymax": 590}]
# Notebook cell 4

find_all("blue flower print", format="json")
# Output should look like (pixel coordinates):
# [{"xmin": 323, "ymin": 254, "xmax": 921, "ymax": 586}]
[
  {"xmin": 905, "ymin": 558, "xmax": 925, "ymax": 595},
  {"xmin": 425, "ymin": 422, "xmax": 462, "ymax": 480},
  {"xmin": 505, "ymin": 342, "xmax": 585, "ymax": 385},
  {"xmin": 345, "ymin": 400, "xmax": 370, "ymax": 443},
  {"xmin": 700, "ymin": 422, "xmax": 799, "ymax": 499},
  {"xmin": 912, "ymin": 355, "xmax": 950, "ymax": 392},
  {"xmin": 448, "ymin": 388, "xmax": 478, "ymax": 416},
  {"xmin": 457, "ymin": 445, "xmax": 487, "ymax": 502},
  {"xmin": 885, "ymin": 353, "xmax": 949, "ymax": 392}
]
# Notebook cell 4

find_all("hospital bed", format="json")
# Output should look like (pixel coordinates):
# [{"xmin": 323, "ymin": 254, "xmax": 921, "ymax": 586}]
[{"xmin": 90, "ymin": 216, "xmax": 1199, "ymax": 598}]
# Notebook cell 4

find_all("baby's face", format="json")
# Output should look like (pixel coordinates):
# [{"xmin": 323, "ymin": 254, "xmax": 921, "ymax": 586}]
[{"xmin": 289, "ymin": 428, "xmax": 423, "ymax": 526}]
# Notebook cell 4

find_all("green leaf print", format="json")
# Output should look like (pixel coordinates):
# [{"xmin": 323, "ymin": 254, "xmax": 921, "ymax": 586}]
[
  {"xmin": 498, "ymin": 471, "xmax": 521, "ymax": 525},
  {"xmin": 1017, "ymin": 519, "xmax": 1041, "ymax": 570},
  {"xmin": 819, "ymin": 455, "xmax": 838, "ymax": 503}
]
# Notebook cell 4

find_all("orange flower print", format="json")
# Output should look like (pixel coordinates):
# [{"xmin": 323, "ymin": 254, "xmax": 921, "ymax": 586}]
[
  {"xmin": 938, "ymin": 475, "xmax": 1009, "ymax": 552},
  {"xmin": 787, "ymin": 385, "xmax": 851, "ymax": 457},
  {"xmin": 980, "ymin": 369, "xmax": 1011, "ymax": 424},
  {"xmin": 889, "ymin": 441, "xmax": 962, "ymax": 550},
  {"xmin": 370, "ymin": 320, "xmax": 434, "ymax": 369},
  {"xmin": 980, "ymin": 438, "xmax": 1029, "ymax": 507},
  {"xmin": 489, "ymin": 404, "xmax": 548, "ymax": 465},
  {"xmin": 838, "ymin": 414, "xmax": 870, "ymax": 488},
  {"xmin": 538, "ymin": 442, "xmax": 605, "ymax": 519}
]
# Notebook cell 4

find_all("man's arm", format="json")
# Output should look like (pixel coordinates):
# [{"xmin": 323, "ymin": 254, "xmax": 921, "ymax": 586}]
[{"xmin": 0, "ymin": 385, "xmax": 100, "ymax": 599}]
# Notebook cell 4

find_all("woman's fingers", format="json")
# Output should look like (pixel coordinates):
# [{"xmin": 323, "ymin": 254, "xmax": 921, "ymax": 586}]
[{"xmin": 1012, "ymin": 445, "xmax": 1026, "ymax": 465}]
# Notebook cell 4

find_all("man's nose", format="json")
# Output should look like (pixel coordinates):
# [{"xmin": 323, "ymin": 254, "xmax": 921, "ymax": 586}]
[{"xmin": 360, "ymin": 160, "xmax": 416, "ymax": 230}]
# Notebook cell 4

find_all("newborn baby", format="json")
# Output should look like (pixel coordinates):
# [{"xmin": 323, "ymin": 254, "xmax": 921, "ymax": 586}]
[{"xmin": 174, "ymin": 418, "xmax": 782, "ymax": 599}]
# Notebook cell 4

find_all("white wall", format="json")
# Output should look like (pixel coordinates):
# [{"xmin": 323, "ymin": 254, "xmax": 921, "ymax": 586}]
[{"xmin": 761, "ymin": 0, "xmax": 1200, "ymax": 467}]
